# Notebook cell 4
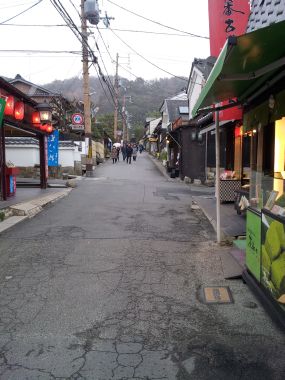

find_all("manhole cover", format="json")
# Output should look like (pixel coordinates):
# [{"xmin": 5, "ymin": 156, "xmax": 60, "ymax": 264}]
[{"xmin": 202, "ymin": 286, "xmax": 234, "ymax": 304}]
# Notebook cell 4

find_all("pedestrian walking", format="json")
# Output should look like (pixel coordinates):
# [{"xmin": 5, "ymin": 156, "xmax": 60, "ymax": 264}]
[
  {"xmin": 111, "ymin": 146, "xmax": 118, "ymax": 164},
  {"xmin": 126, "ymin": 144, "xmax": 133, "ymax": 164},
  {"xmin": 116, "ymin": 146, "xmax": 120, "ymax": 162},
  {"xmin": 121, "ymin": 144, "xmax": 127, "ymax": 161},
  {"xmin": 139, "ymin": 144, "xmax": 143, "ymax": 153},
  {"xmin": 132, "ymin": 144, "xmax": 138, "ymax": 161}
]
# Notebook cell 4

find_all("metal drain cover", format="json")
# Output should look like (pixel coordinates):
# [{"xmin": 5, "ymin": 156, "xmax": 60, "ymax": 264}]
[{"xmin": 202, "ymin": 286, "xmax": 234, "ymax": 304}]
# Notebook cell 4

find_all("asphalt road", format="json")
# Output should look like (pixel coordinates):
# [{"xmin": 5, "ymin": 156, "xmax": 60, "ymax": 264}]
[{"xmin": 0, "ymin": 153, "xmax": 284, "ymax": 379}]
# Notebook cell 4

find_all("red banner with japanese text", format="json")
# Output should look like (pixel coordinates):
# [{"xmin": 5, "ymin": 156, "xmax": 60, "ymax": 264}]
[
  {"xmin": 213, "ymin": 99, "xmax": 243, "ymax": 121},
  {"xmin": 208, "ymin": 0, "xmax": 250, "ymax": 58}
]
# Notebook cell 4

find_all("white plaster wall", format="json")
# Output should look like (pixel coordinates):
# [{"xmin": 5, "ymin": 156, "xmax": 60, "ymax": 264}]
[
  {"xmin": 6, "ymin": 145, "xmax": 84, "ymax": 169},
  {"xmin": 188, "ymin": 67, "xmax": 205, "ymax": 116},
  {"xmin": 59, "ymin": 147, "xmax": 77, "ymax": 167},
  {"xmin": 5, "ymin": 146, "xmax": 40, "ymax": 166},
  {"xmin": 149, "ymin": 117, "xmax": 161, "ymax": 134}
]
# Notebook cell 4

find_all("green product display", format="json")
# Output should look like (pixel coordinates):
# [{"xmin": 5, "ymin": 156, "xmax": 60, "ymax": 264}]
[
  {"xmin": 0, "ymin": 98, "xmax": 6, "ymax": 125},
  {"xmin": 261, "ymin": 215, "xmax": 285, "ymax": 306},
  {"xmin": 246, "ymin": 209, "xmax": 261, "ymax": 281},
  {"xmin": 265, "ymin": 222, "xmax": 282, "ymax": 261}
]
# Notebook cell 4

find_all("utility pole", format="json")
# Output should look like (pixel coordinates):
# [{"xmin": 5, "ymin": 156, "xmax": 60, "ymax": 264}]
[
  {"xmin": 113, "ymin": 53, "xmax": 119, "ymax": 142},
  {"xmin": 122, "ymin": 94, "xmax": 126, "ymax": 142},
  {"xmin": 81, "ymin": 0, "xmax": 93, "ymax": 176}
]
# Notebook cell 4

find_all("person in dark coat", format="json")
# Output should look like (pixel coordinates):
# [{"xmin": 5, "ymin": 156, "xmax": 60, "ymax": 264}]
[
  {"xmin": 121, "ymin": 144, "xmax": 127, "ymax": 161},
  {"xmin": 116, "ymin": 146, "xmax": 120, "ymax": 162},
  {"xmin": 126, "ymin": 144, "xmax": 133, "ymax": 164}
]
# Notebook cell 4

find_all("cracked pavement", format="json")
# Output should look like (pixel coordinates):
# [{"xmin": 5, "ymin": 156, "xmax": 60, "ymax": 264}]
[{"xmin": 0, "ymin": 153, "xmax": 284, "ymax": 379}]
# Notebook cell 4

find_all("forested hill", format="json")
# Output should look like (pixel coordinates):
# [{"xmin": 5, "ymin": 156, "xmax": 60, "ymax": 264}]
[{"xmin": 44, "ymin": 76, "xmax": 188, "ymax": 126}]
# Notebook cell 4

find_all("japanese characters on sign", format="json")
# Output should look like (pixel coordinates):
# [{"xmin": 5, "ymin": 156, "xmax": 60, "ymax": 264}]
[
  {"xmin": 208, "ymin": 0, "xmax": 250, "ymax": 57},
  {"xmin": 48, "ymin": 129, "xmax": 59, "ymax": 167},
  {"xmin": 223, "ymin": 1, "xmax": 245, "ymax": 33}
]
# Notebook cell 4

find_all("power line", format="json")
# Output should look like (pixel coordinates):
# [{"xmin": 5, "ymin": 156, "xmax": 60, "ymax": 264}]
[
  {"xmin": 109, "ymin": 28, "xmax": 188, "ymax": 82},
  {"xmin": 0, "ymin": 23, "xmax": 197, "ymax": 37},
  {"xmin": 63, "ymin": 0, "xmax": 118, "ymax": 104},
  {"xmin": 0, "ymin": 49, "xmax": 81, "ymax": 54},
  {"xmin": 96, "ymin": 25, "xmax": 140, "ymax": 79},
  {"xmin": 0, "ymin": 1, "xmax": 37, "ymax": 10},
  {"xmin": 106, "ymin": 0, "xmax": 209, "ymax": 39},
  {"xmin": 0, "ymin": 0, "xmax": 44, "ymax": 24}
]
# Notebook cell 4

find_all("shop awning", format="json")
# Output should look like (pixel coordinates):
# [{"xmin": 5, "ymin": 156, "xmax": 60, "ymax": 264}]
[
  {"xmin": 199, "ymin": 120, "xmax": 229, "ymax": 135},
  {"xmin": 192, "ymin": 20, "xmax": 285, "ymax": 117}
]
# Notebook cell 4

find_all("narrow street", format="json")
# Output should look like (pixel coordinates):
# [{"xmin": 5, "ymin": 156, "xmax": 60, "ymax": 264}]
[{"xmin": 0, "ymin": 153, "xmax": 284, "ymax": 380}]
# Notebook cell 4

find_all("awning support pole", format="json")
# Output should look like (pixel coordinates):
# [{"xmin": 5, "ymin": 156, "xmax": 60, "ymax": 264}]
[
  {"xmin": 39, "ymin": 135, "xmax": 47, "ymax": 189},
  {"xmin": 205, "ymin": 132, "xmax": 208, "ymax": 183},
  {"xmin": 1, "ymin": 120, "xmax": 7, "ymax": 200},
  {"xmin": 215, "ymin": 110, "xmax": 221, "ymax": 243}
]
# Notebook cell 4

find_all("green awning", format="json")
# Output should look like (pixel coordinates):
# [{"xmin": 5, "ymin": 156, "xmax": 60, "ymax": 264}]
[{"xmin": 192, "ymin": 20, "xmax": 285, "ymax": 117}]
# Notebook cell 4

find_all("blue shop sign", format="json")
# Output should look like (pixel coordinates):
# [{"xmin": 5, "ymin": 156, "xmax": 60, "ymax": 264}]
[{"xmin": 48, "ymin": 129, "xmax": 59, "ymax": 167}]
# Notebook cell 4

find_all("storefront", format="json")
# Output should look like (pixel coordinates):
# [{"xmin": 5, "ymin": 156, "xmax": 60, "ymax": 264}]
[
  {"xmin": 192, "ymin": 20, "xmax": 285, "ymax": 326},
  {"xmin": 0, "ymin": 77, "xmax": 53, "ymax": 201}
]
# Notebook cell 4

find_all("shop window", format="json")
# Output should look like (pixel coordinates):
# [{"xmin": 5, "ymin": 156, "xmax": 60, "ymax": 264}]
[{"xmin": 250, "ymin": 118, "xmax": 285, "ymax": 212}]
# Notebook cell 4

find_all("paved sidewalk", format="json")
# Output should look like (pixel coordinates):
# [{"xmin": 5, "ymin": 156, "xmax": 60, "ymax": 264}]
[
  {"xmin": 0, "ymin": 188, "xmax": 72, "ymax": 234},
  {"xmin": 148, "ymin": 154, "xmax": 246, "ymax": 239}
]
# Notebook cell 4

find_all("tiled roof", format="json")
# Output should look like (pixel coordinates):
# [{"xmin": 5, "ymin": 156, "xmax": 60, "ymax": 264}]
[
  {"xmin": 9, "ymin": 74, "xmax": 60, "ymax": 97},
  {"xmin": 247, "ymin": 0, "xmax": 285, "ymax": 32},
  {"xmin": 5, "ymin": 137, "xmax": 39, "ymax": 146},
  {"xmin": 165, "ymin": 99, "xmax": 189, "ymax": 122},
  {"xmin": 5, "ymin": 137, "xmax": 76, "ymax": 148},
  {"xmin": 194, "ymin": 56, "xmax": 216, "ymax": 80}
]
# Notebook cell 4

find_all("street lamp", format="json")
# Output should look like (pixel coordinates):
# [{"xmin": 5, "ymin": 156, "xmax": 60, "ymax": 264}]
[{"xmin": 36, "ymin": 103, "xmax": 52, "ymax": 123}]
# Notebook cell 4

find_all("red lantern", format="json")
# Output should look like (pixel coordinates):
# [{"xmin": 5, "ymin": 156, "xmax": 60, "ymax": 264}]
[
  {"xmin": 14, "ymin": 101, "xmax": 24, "ymax": 120},
  {"xmin": 4, "ymin": 96, "xmax": 15, "ymax": 116},
  {"xmin": 46, "ymin": 125, "xmax": 53, "ymax": 133},
  {"xmin": 32, "ymin": 111, "xmax": 41, "ymax": 124},
  {"xmin": 40, "ymin": 124, "xmax": 47, "ymax": 131}
]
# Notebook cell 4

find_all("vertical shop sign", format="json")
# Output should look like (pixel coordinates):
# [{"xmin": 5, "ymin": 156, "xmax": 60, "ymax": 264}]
[
  {"xmin": 0, "ymin": 98, "xmax": 6, "ymax": 125},
  {"xmin": 246, "ymin": 209, "xmax": 262, "ymax": 281},
  {"xmin": 208, "ymin": 0, "xmax": 250, "ymax": 57},
  {"xmin": 48, "ymin": 129, "xmax": 59, "ymax": 167}
]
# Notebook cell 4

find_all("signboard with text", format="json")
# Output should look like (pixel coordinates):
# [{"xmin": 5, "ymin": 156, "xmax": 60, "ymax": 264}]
[
  {"xmin": 208, "ymin": 0, "xmax": 250, "ymax": 57},
  {"xmin": 246, "ymin": 209, "xmax": 261, "ymax": 282},
  {"xmin": 0, "ymin": 98, "xmax": 6, "ymax": 126},
  {"xmin": 48, "ymin": 129, "xmax": 59, "ymax": 167}
]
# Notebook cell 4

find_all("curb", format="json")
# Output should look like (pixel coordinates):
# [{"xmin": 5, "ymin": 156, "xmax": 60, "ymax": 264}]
[
  {"xmin": 0, "ymin": 188, "xmax": 72, "ymax": 234},
  {"xmin": 192, "ymin": 196, "xmax": 227, "ymax": 242},
  {"xmin": 147, "ymin": 154, "xmax": 176, "ymax": 181}
]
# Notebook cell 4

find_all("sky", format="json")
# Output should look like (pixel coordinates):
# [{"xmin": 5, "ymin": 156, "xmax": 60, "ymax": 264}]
[{"xmin": 0, "ymin": 0, "xmax": 210, "ymax": 86}]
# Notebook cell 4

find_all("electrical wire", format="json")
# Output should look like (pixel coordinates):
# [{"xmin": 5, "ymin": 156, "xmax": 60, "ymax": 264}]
[
  {"xmin": 66, "ymin": 0, "xmax": 118, "ymax": 102},
  {"xmin": 0, "ymin": 1, "xmax": 37, "ymax": 10},
  {"xmin": 0, "ymin": 0, "xmax": 44, "ymax": 24},
  {"xmin": 49, "ymin": 0, "xmax": 118, "ymax": 109},
  {"xmin": 0, "ymin": 49, "xmax": 81, "ymax": 54},
  {"xmin": 0, "ymin": 23, "xmax": 198, "ymax": 37},
  {"xmin": 106, "ymin": 0, "xmax": 209, "ymax": 39},
  {"xmin": 109, "ymin": 28, "xmax": 188, "ymax": 82},
  {"xmin": 96, "ymin": 25, "xmax": 139, "ymax": 79}
]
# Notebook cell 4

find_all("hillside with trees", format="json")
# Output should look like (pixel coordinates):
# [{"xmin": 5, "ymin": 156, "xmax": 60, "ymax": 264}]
[{"xmin": 44, "ymin": 76, "xmax": 187, "ymax": 140}]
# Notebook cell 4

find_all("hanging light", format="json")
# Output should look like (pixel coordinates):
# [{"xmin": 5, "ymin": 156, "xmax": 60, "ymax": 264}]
[
  {"xmin": 46, "ymin": 125, "xmax": 53, "ymax": 133},
  {"xmin": 32, "ymin": 111, "xmax": 41, "ymax": 124},
  {"xmin": 4, "ymin": 95, "xmax": 15, "ymax": 116},
  {"xmin": 14, "ymin": 101, "xmax": 24, "ymax": 120},
  {"xmin": 40, "ymin": 124, "xmax": 47, "ymax": 131},
  {"xmin": 35, "ymin": 103, "xmax": 52, "ymax": 123}
]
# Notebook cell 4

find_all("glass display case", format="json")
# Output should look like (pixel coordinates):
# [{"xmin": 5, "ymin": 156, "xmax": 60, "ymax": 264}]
[
  {"xmin": 246, "ymin": 170, "xmax": 285, "ymax": 309},
  {"xmin": 249, "ymin": 170, "xmax": 285, "ymax": 214}
]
